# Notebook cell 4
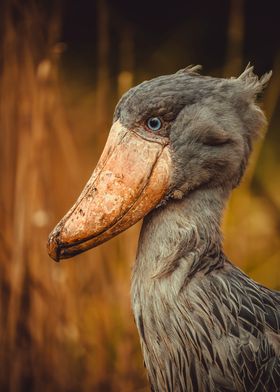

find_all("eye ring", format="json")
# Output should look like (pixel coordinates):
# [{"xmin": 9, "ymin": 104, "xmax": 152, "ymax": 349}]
[{"xmin": 146, "ymin": 117, "xmax": 162, "ymax": 132}]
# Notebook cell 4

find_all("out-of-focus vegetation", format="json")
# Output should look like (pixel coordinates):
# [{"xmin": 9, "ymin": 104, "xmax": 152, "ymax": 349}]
[{"xmin": 0, "ymin": 0, "xmax": 279, "ymax": 391}]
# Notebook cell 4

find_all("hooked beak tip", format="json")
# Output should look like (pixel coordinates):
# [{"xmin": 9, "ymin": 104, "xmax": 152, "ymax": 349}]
[{"xmin": 47, "ymin": 231, "xmax": 62, "ymax": 262}]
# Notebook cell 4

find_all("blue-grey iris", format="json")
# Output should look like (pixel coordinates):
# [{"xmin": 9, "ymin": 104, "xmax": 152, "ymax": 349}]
[{"xmin": 147, "ymin": 117, "xmax": 162, "ymax": 131}]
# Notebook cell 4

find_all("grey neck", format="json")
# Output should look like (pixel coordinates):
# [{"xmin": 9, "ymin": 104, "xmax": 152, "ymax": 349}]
[{"xmin": 133, "ymin": 186, "xmax": 229, "ymax": 282}]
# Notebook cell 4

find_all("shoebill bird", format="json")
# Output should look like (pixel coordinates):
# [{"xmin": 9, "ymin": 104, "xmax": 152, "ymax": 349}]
[{"xmin": 48, "ymin": 65, "xmax": 280, "ymax": 391}]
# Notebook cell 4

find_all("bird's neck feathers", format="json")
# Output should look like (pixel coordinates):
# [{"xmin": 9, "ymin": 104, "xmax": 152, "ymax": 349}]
[{"xmin": 133, "ymin": 186, "xmax": 230, "ymax": 282}]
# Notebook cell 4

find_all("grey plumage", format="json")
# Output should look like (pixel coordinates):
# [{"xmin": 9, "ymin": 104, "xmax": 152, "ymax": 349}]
[
  {"xmin": 132, "ymin": 193, "xmax": 280, "ymax": 391},
  {"xmin": 49, "ymin": 64, "xmax": 278, "ymax": 391},
  {"xmin": 117, "ymin": 66, "xmax": 280, "ymax": 391}
]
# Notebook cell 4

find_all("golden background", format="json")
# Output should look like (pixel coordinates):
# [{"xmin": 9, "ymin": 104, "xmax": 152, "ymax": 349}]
[{"xmin": 0, "ymin": 0, "xmax": 279, "ymax": 390}]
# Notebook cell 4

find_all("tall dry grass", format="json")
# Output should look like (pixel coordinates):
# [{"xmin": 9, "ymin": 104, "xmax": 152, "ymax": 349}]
[
  {"xmin": 0, "ymin": 1, "xmax": 82, "ymax": 390},
  {"xmin": 0, "ymin": 0, "xmax": 279, "ymax": 391},
  {"xmin": 0, "ymin": 1, "xmax": 145, "ymax": 391}
]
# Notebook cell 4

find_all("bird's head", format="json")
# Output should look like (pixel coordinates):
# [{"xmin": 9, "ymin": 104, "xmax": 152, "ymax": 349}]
[{"xmin": 48, "ymin": 65, "xmax": 271, "ymax": 261}]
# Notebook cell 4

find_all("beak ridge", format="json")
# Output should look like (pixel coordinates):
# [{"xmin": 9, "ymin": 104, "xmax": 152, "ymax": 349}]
[{"xmin": 47, "ymin": 120, "xmax": 171, "ymax": 261}]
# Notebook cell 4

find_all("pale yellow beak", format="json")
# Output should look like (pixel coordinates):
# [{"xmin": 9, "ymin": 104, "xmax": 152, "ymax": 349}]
[{"xmin": 47, "ymin": 120, "xmax": 171, "ymax": 261}]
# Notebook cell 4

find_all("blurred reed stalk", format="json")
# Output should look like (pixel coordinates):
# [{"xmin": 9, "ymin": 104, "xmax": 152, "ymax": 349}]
[
  {"xmin": 223, "ymin": 0, "xmax": 244, "ymax": 77},
  {"xmin": 118, "ymin": 23, "xmax": 134, "ymax": 97},
  {"xmin": 95, "ymin": 0, "xmax": 111, "ymax": 147},
  {"xmin": 0, "ymin": 1, "xmax": 146, "ymax": 391},
  {"xmin": 0, "ymin": 1, "xmax": 82, "ymax": 390}
]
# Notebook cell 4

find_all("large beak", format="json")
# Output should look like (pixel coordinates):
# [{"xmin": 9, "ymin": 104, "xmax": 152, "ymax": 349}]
[{"xmin": 47, "ymin": 120, "xmax": 171, "ymax": 261}]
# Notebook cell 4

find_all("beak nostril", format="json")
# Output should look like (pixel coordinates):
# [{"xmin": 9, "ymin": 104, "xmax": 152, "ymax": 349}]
[{"xmin": 79, "ymin": 209, "xmax": 85, "ymax": 217}]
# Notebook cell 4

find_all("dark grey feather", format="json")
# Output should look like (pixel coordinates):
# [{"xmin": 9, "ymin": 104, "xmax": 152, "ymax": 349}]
[{"xmin": 117, "ymin": 66, "xmax": 279, "ymax": 391}]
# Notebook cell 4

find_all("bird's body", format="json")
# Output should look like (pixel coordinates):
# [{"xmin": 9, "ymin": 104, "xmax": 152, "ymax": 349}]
[
  {"xmin": 48, "ymin": 65, "xmax": 280, "ymax": 391},
  {"xmin": 132, "ymin": 192, "xmax": 280, "ymax": 391}
]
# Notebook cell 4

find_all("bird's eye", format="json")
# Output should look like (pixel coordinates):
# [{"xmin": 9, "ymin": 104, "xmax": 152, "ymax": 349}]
[{"xmin": 146, "ymin": 117, "xmax": 162, "ymax": 132}]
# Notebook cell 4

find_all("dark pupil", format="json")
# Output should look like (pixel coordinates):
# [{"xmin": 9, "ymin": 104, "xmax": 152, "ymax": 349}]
[{"xmin": 148, "ymin": 117, "xmax": 161, "ymax": 131}]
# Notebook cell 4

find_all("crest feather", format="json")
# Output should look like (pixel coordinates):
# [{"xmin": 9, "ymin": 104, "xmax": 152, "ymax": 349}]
[
  {"xmin": 238, "ymin": 63, "xmax": 272, "ymax": 96},
  {"xmin": 177, "ymin": 65, "xmax": 202, "ymax": 75}
]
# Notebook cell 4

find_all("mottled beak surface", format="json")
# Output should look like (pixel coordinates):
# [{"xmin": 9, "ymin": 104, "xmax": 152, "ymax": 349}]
[{"xmin": 47, "ymin": 120, "xmax": 171, "ymax": 261}]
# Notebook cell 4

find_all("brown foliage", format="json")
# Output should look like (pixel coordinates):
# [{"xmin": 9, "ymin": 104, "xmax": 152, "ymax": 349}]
[{"xmin": 0, "ymin": 0, "xmax": 279, "ymax": 391}]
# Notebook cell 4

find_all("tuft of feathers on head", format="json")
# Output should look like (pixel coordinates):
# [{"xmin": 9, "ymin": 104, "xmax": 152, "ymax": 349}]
[
  {"xmin": 238, "ymin": 63, "xmax": 272, "ymax": 99},
  {"xmin": 176, "ymin": 65, "xmax": 202, "ymax": 76},
  {"xmin": 229, "ymin": 64, "xmax": 272, "ymax": 187},
  {"xmin": 232, "ymin": 63, "xmax": 272, "ymax": 142}
]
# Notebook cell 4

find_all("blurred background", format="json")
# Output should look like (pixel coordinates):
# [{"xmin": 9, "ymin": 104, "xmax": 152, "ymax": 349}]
[{"xmin": 0, "ymin": 0, "xmax": 279, "ymax": 390}]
